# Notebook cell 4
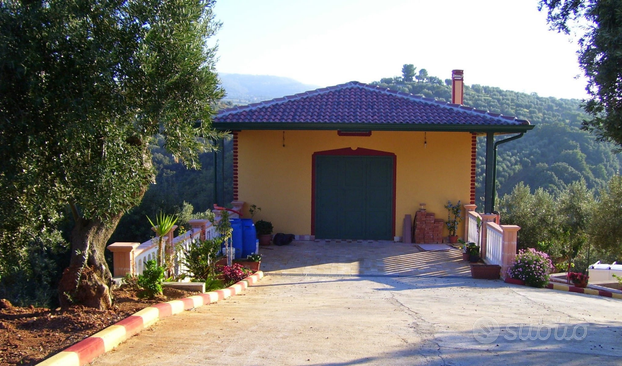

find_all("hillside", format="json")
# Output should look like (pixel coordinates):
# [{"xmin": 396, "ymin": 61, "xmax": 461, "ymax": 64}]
[{"xmin": 371, "ymin": 75, "xmax": 621, "ymax": 204}]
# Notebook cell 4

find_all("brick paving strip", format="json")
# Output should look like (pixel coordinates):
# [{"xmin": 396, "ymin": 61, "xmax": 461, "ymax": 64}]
[{"xmin": 36, "ymin": 272, "xmax": 264, "ymax": 366}]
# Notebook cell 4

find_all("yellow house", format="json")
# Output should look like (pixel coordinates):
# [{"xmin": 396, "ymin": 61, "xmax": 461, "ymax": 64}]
[{"xmin": 214, "ymin": 71, "xmax": 533, "ymax": 241}]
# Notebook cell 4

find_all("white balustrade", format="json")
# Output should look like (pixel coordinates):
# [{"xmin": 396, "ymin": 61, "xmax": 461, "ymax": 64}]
[
  {"xmin": 467, "ymin": 211, "xmax": 481, "ymax": 245},
  {"xmin": 484, "ymin": 224, "xmax": 503, "ymax": 266},
  {"xmin": 130, "ymin": 224, "xmax": 219, "ymax": 277}
]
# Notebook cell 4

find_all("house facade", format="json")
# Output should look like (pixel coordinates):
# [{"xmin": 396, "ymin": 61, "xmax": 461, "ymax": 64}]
[{"xmin": 214, "ymin": 72, "xmax": 533, "ymax": 241}]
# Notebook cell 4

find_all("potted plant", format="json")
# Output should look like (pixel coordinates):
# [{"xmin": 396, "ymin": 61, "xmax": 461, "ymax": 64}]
[
  {"xmin": 458, "ymin": 239, "xmax": 470, "ymax": 261},
  {"xmin": 567, "ymin": 272, "xmax": 589, "ymax": 288},
  {"xmin": 444, "ymin": 200, "xmax": 462, "ymax": 243},
  {"xmin": 255, "ymin": 220, "xmax": 273, "ymax": 246},
  {"xmin": 234, "ymin": 252, "xmax": 262, "ymax": 272},
  {"xmin": 466, "ymin": 242, "xmax": 480, "ymax": 263}
]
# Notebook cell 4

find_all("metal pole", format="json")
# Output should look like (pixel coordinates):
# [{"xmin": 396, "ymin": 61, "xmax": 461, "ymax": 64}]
[{"xmin": 484, "ymin": 132, "xmax": 495, "ymax": 213}]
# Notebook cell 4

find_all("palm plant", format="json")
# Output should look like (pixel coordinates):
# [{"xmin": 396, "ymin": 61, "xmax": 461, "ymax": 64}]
[{"xmin": 147, "ymin": 212, "xmax": 178, "ymax": 268}]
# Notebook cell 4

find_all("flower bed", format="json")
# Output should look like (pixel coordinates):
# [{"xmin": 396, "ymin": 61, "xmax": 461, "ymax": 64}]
[{"xmin": 506, "ymin": 248, "xmax": 554, "ymax": 288}]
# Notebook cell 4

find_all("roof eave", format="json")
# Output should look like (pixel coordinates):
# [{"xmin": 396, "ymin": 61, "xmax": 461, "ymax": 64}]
[{"xmin": 213, "ymin": 122, "xmax": 534, "ymax": 134}]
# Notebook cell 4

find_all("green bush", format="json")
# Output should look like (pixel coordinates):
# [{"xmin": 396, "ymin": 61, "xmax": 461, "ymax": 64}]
[
  {"xmin": 498, "ymin": 183, "xmax": 559, "ymax": 250},
  {"xmin": 137, "ymin": 260, "xmax": 164, "ymax": 299},
  {"xmin": 183, "ymin": 237, "xmax": 224, "ymax": 280}
]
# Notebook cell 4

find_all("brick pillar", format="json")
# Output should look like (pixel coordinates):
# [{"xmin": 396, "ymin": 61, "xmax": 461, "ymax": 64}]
[
  {"xmin": 189, "ymin": 219, "xmax": 211, "ymax": 240},
  {"xmin": 231, "ymin": 200, "xmax": 245, "ymax": 218},
  {"xmin": 480, "ymin": 214, "xmax": 497, "ymax": 260},
  {"xmin": 463, "ymin": 204, "xmax": 477, "ymax": 240},
  {"xmin": 107, "ymin": 242, "xmax": 140, "ymax": 277},
  {"xmin": 500, "ymin": 225, "xmax": 520, "ymax": 279},
  {"xmin": 232, "ymin": 131, "xmax": 239, "ymax": 201},
  {"xmin": 165, "ymin": 225, "xmax": 178, "ymax": 259},
  {"xmin": 470, "ymin": 133, "xmax": 477, "ymax": 204}
]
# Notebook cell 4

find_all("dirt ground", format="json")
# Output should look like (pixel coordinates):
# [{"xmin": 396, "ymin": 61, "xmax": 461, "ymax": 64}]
[{"xmin": 0, "ymin": 286, "xmax": 197, "ymax": 366}]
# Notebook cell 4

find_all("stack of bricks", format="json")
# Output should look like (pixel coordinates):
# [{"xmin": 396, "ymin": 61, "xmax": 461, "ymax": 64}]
[{"xmin": 413, "ymin": 209, "xmax": 444, "ymax": 244}]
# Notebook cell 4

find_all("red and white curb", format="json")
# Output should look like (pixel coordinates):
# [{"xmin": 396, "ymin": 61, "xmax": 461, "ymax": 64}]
[
  {"xmin": 37, "ymin": 271, "xmax": 264, "ymax": 366},
  {"xmin": 546, "ymin": 282, "xmax": 622, "ymax": 299}
]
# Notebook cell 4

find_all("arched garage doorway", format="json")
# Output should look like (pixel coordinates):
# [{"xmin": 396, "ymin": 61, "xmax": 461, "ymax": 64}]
[{"xmin": 312, "ymin": 148, "xmax": 396, "ymax": 240}]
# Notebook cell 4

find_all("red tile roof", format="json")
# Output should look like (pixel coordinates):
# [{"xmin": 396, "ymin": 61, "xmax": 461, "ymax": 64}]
[{"xmin": 214, "ymin": 81, "xmax": 531, "ymax": 131}]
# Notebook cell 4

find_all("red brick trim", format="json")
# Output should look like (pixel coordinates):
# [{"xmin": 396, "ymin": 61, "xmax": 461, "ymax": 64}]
[
  {"xmin": 470, "ymin": 133, "xmax": 477, "ymax": 204},
  {"xmin": 232, "ymin": 131, "xmax": 239, "ymax": 201}
]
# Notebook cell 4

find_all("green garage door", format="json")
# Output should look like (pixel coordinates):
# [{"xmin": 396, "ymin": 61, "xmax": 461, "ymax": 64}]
[{"xmin": 315, "ymin": 155, "xmax": 394, "ymax": 240}]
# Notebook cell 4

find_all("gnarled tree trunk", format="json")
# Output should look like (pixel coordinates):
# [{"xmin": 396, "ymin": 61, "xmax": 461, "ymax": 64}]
[{"xmin": 58, "ymin": 213, "xmax": 124, "ymax": 310}]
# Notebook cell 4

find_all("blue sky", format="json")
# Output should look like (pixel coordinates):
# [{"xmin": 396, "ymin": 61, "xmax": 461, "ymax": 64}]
[{"xmin": 212, "ymin": 0, "xmax": 587, "ymax": 100}]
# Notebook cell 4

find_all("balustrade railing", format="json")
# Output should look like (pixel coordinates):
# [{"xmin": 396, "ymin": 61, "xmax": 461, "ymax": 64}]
[
  {"xmin": 484, "ymin": 224, "xmax": 503, "ymax": 266},
  {"xmin": 466, "ymin": 211, "xmax": 481, "ymax": 246},
  {"xmin": 107, "ymin": 203, "xmax": 243, "ymax": 278},
  {"xmin": 463, "ymin": 204, "xmax": 520, "ymax": 278}
]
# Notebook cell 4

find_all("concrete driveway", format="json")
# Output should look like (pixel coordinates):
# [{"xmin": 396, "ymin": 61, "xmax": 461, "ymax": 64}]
[{"xmin": 91, "ymin": 241, "xmax": 622, "ymax": 365}]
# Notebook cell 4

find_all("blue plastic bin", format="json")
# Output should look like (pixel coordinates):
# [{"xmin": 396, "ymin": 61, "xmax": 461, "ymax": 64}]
[
  {"xmin": 241, "ymin": 219, "xmax": 257, "ymax": 257},
  {"xmin": 230, "ymin": 218, "xmax": 243, "ymax": 259}
]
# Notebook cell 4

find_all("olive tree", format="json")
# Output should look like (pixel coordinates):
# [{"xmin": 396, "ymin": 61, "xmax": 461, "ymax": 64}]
[{"xmin": 0, "ymin": 0, "xmax": 223, "ymax": 309}]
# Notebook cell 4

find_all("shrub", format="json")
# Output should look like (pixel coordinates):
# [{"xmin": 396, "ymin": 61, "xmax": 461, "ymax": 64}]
[
  {"xmin": 137, "ymin": 260, "xmax": 164, "ymax": 299},
  {"xmin": 183, "ymin": 237, "xmax": 224, "ymax": 280},
  {"xmin": 507, "ymin": 248, "xmax": 554, "ymax": 288},
  {"xmin": 567, "ymin": 272, "xmax": 588, "ymax": 285},
  {"xmin": 221, "ymin": 263, "xmax": 250, "ymax": 286}
]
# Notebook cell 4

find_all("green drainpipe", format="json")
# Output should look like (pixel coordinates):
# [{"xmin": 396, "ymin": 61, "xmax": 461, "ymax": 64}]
[{"xmin": 491, "ymin": 132, "xmax": 525, "ymax": 211}]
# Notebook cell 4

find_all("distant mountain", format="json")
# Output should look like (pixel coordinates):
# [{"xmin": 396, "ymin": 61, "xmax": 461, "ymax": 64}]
[{"xmin": 219, "ymin": 73, "xmax": 318, "ymax": 105}]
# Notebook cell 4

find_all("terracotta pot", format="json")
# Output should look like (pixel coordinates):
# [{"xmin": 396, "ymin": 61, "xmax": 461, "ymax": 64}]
[
  {"xmin": 504, "ymin": 278, "xmax": 525, "ymax": 286},
  {"xmin": 233, "ymin": 260, "xmax": 261, "ymax": 272},
  {"xmin": 462, "ymin": 253, "xmax": 469, "ymax": 261},
  {"xmin": 258, "ymin": 234, "xmax": 272, "ymax": 246},
  {"xmin": 448, "ymin": 235, "xmax": 458, "ymax": 244},
  {"xmin": 470, "ymin": 264, "xmax": 501, "ymax": 279}
]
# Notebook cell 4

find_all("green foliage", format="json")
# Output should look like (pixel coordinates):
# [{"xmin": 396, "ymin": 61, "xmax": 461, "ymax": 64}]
[
  {"xmin": 540, "ymin": 1, "xmax": 622, "ymax": 150},
  {"xmin": 498, "ymin": 183, "xmax": 559, "ymax": 250},
  {"xmin": 249, "ymin": 204, "xmax": 261, "ymax": 219},
  {"xmin": 372, "ymin": 68, "xmax": 622, "ymax": 206},
  {"xmin": 203, "ymin": 277, "xmax": 225, "ymax": 292},
  {"xmin": 147, "ymin": 211, "xmax": 178, "ymax": 268},
  {"xmin": 255, "ymin": 220, "xmax": 274, "ymax": 236},
  {"xmin": 444, "ymin": 200, "xmax": 462, "ymax": 236},
  {"xmin": 402, "ymin": 64, "xmax": 416, "ymax": 82},
  {"xmin": 554, "ymin": 180, "xmax": 595, "ymax": 270},
  {"xmin": 183, "ymin": 238, "xmax": 224, "ymax": 280},
  {"xmin": 0, "ymin": 0, "xmax": 224, "ymax": 305},
  {"xmin": 589, "ymin": 176, "xmax": 622, "ymax": 258},
  {"xmin": 108, "ymin": 136, "xmax": 233, "ymax": 244},
  {"xmin": 247, "ymin": 253, "xmax": 262, "ymax": 262},
  {"xmin": 137, "ymin": 260, "xmax": 164, "ymax": 299}
]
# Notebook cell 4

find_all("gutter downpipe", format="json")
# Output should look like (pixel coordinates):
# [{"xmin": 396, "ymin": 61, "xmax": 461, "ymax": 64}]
[{"xmin": 487, "ymin": 132, "xmax": 525, "ymax": 212}]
